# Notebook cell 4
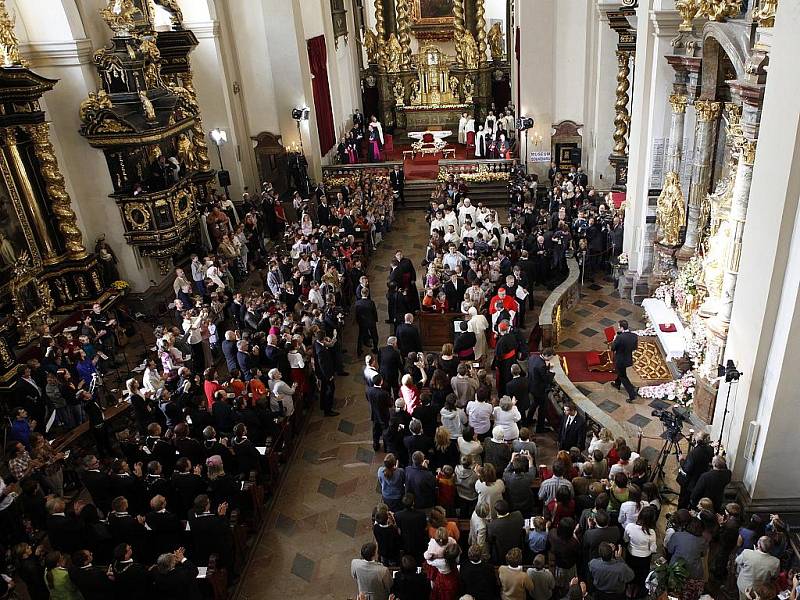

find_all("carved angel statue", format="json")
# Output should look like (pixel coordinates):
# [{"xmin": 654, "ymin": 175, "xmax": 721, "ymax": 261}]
[
  {"xmin": 393, "ymin": 80, "xmax": 405, "ymax": 106},
  {"xmin": 100, "ymin": 0, "xmax": 139, "ymax": 35},
  {"xmin": 139, "ymin": 91, "xmax": 157, "ymax": 122},
  {"xmin": 488, "ymin": 22, "xmax": 504, "ymax": 60},
  {"xmin": 409, "ymin": 81, "xmax": 421, "ymax": 106},
  {"xmin": 655, "ymin": 171, "xmax": 686, "ymax": 247},
  {"xmin": 177, "ymin": 133, "xmax": 197, "ymax": 172},
  {"xmin": 79, "ymin": 90, "xmax": 113, "ymax": 124},
  {"xmin": 153, "ymin": 0, "xmax": 183, "ymax": 27},
  {"xmin": 448, "ymin": 75, "xmax": 460, "ymax": 97},
  {"xmin": 0, "ymin": 0, "xmax": 25, "ymax": 67},
  {"xmin": 700, "ymin": 220, "xmax": 731, "ymax": 305},
  {"xmin": 462, "ymin": 77, "xmax": 474, "ymax": 103},
  {"xmin": 385, "ymin": 34, "xmax": 402, "ymax": 73},
  {"xmin": 361, "ymin": 28, "xmax": 380, "ymax": 65},
  {"xmin": 461, "ymin": 32, "xmax": 479, "ymax": 70}
]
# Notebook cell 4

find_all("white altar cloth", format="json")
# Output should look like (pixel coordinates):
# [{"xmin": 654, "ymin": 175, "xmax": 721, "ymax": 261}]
[
  {"xmin": 408, "ymin": 130, "xmax": 452, "ymax": 142},
  {"xmin": 641, "ymin": 298, "xmax": 686, "ymax": 360}
]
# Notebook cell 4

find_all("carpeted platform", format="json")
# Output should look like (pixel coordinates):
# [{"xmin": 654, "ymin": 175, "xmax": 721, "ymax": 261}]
[
  {"xmin": 385, "ymin": 144, "xmax": 471, "ymax": 181},
  {"xmin": 633, "ymin": 338, "xmax": 672, "ymax": 381},
  {"xmin": 558, "ymin": 352, "xmax": 618, "ymax": 383}
]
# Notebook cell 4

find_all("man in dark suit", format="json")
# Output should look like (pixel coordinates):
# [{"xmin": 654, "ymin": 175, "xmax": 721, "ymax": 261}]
[
  {"xmin": 531, "ymin": 235, "xmax": 551, "ymax": 285},
  {"xmin": 558, "ymin": 402, "xmax": 586, "ymax": 451},
  {"xmin": 263, "ymin": 335, "xmax": 292, "ymax": 380},
  {"xmin": 505, "ymin": 364, "xmax": 530, "ymax": 423},
  {"xmin": 390, "ymin": 165, "xmax": 405, "ymax": 205},
  {"xmin": 221, "ymin": 331, "xmax": 239, "ymax": 377},
  {"xmin": 236, "ymin": 340, "xmax": 255, "ymax": 381},
  {"xmin": 69, "ymin": 549, "xmax": 113, "ymax": 600},
  {"xmin": 144, "ymin": 495, "xmax": 184, "ymax": 562},
  {"xmin": 581, "ymin": 510, "xmax": 621, "ymax": 561},
  {"xmin": 170, "ymin": 458, "xmax": 207, "ymax": 519},
  {"xmin": 677, "ymin": 432, "xmax": 713, "ymax": 509},
  {"xmin": 527, "ymin": 348, "xmax": 555, "ymax": 433},
  {"xmin": 377, "ymin": 337, "xmax": 403, "ymax": 397},
  {"xmin": 487, "ymin": 500, "xmax": 525, "ymax": 565},
  {"xmin": 151, "ymin": 549, "xmax": 202, "ymax": 600},
  {"xmin": 610, "ymin": 319, "xmax": 638, "ymax": 402},
  {"xmin": 109, "ymin": 543, "xmax": 150, "ymax": 600},
  {"xmin": 393, "ymin": 493, "xmax": 428, "ymax": 562},
  {"xmin": 108, "ymin": 497, "xmax": 146, "ymax": 556},
  {"xmin": 188, "ymin": 495, "xmax": 233, "ymax": 567},
  {"xmin": 80, "ymin": 455, "xmax": 115, "ymax": 515},
  {"xmin": 690, "ymin": 454, "xmax": 732, "ymax": 512},
  {"xmin": 228, "ymin": 294, "xmax": 246, "ymax": 329},
  {"xmin": 46, "ymin": 498, "xmax": 86, "ymax": 554},
  {"xmin": 395, "ymin": 313, "xmax": 422, "ymax": 357},
  {"xmin": 403, "ymin": 419, "xmax": 434, "ymax": 457},
  {"xmin": 404, "ymin": 451, "xmax": 436, "ymax": 509},
  {"xmin": 355, "ymin": 290, "xmax": 379, "ymax": 357},
  {"xmin": 442, "ymin": 273, "xmax": 467, "ymax": 313},
  {"xmin": 366, "ymin": 374, "xmax": 391, "ymax": 452},
  {"xmin": 314, "ymin": 334, "xmax": 340, "ymax": 417},
  {"xmin": 453, "ymin": 321, "xmax": 476, "ymax": 362}
]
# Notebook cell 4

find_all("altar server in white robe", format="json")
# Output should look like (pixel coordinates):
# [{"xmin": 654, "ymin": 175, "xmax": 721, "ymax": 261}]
[
  {"xmin": 458, "ymin": 197, "xmax": 477, "ymax": 227},
  {"xmin": 475, "ymin": 125, "xmax": 487, "ymax": 158},
  {"xmin": 458, "ymin": 112, "xmax": 469, "ymax": 145},
  {"xmin": 444, "ymin": 207, "xmax": 460, "ymax": 235},
  {"xmin": 502, "ymin": 111, "xmax": 516, "ymax": 140},
  {"xmin": 484, "ymin": 111, "xmax": 497, "ymax": 133}
]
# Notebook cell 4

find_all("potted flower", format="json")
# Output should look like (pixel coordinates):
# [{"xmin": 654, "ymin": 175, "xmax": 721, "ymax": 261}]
[
  {"xmin": 648, "ymin": 557, "xmax": 689, "ymax": 600},
  {"xmin": 111, "ymin": 280, "xmax": 130, "ymax": 296}
]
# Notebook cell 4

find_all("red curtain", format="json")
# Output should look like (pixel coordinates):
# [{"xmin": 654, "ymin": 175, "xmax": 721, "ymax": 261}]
[{"xmin": 307, "ymin": 35, "xmax": 336, "ymax": 155}]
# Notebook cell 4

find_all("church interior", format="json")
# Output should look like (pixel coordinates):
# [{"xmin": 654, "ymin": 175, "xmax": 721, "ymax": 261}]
[{"xmin": 0, "ymin": 1, "xmax": 798, "ymax": 599}]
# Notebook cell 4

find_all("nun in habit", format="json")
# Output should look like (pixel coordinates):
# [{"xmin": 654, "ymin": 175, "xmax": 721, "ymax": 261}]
[{"xmin": 474, "ymin": 125, "xmax": 487, "ymax": 158}]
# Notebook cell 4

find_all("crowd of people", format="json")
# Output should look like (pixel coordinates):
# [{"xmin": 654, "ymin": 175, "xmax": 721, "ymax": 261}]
[{"xmin": 0, "ymin": 172, "xmax": 402, "ymax": 599}]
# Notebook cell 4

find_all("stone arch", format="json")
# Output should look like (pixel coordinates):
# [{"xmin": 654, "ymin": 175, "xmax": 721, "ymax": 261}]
[{"xmin": 700, "ymin": 23, "xmax": 750, "ymax": 99}]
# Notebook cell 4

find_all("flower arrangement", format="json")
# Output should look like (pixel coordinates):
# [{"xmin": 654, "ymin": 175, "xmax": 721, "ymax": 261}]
[
  {"xmin": 111, "ymin": 280, "xmax": 129, "ymax": 291},
  {"xmin": 617, "ymin": 252, "xmax": 629, "ymax": 266},
  {"xmin": 653, "ymin": 281, "xmax": 674, "ymax": 306},
  {"xmin": 673, "ymin": 256, "xmax": 702, "ymax": 310},
  {"xmin": 639, "ymin": 370, "xmax": 696, "ymax": 408}
]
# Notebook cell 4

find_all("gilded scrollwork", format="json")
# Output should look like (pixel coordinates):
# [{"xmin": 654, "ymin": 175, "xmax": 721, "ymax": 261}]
[
  {"xmin": 124, "ymin": 202, "xmax": 152, "ymax": 230},
  {"xmin": 100, "ymin": 0, "xmax": 140, "ymax": 36},
  {"xmin": 79, "ymin": 90, "xmax": 113, "ymax": 126}
]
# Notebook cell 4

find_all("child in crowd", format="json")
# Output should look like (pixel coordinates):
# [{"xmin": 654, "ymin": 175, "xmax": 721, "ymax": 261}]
[
  {"xmin": 527, "ymin": 515, "xmax": 549, "ymax": 555},
  {"xmin": 436, "ymin": 465, "xmax": 456, "ymax": 515}
]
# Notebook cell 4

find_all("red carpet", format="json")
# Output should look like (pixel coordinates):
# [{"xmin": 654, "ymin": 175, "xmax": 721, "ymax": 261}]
[{"xmin": 558, "ymin": 352, "xmax": 618, "ymax": 383}]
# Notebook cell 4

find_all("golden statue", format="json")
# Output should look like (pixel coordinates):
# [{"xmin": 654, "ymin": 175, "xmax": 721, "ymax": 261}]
[
  {"xmin": 462, "ymin": 77, "xmax": 474, "ymax": 103},
  {"xmin": 488, "ymin": 22, "xmax": 504, "ymax": 61},
  {"xmin": 655, "ymin": 171, "xmax": 685, "ymax": 247},
  {"xmin": 409, "ymin": 81, "xmax": 421, "ymax": 106},
  {"xmin": 362, "ymin": 28, "xmax": 380, "ymax": 64},
  {"xmin": 153, "ymin": 0, "xmax": 183, "ymax": 27},
  {"xmin": 177, "ymin": 133, "xmax": 197, "ymax": 172},
  {"xmin": 392, "ymin": 79, "xmax": 405, "ymax": 106},
  {"xmin": 448, "ymin": 75, "xmax": 459, "ymax": 97},
  {"xmin": 385, "ymin": 33, "xmax": 402, "ymax": 73},
  {"xmin": 0, "ymin": 0, "xmax": 25, "ymax": 67},
  {"xmin": 139, "ymin": 91, "xmax": 156, "ymax": 122},
  {"xmin": 455, "ymin": 30, "xmax": 479, "ymax": 69},
  {"xmin": 701, "ymin": 220, "xmax": 731, "ymax": 305}
]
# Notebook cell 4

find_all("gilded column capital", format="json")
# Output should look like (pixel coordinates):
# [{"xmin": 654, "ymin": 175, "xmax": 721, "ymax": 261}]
[
  {"xmin": 740, "ymin": 140, "xmax": 757, "ymax": 165},
  {"xmin": 695, "ymin": 99, "xmax": 721, "ymax": 122},
  {"xmin": 669, "ymin": 93, "xmax": 688, "ymax": 114}
]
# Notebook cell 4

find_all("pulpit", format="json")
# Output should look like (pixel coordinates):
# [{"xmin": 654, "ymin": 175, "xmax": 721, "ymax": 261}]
[{"xmin": 418, "ymin": 311, "xmax": 459, "ymax": 351}]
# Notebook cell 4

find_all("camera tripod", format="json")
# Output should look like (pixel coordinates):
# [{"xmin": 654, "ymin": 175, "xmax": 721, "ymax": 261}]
[{"xmin": 650, "ymin": 431, "xmax": 684, "ymax": 497}]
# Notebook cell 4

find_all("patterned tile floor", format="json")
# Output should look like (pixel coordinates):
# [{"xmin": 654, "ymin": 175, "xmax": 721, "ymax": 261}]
[{"xmin": 235, "ymin": 214, "xmax": 681, "ymax": 600}]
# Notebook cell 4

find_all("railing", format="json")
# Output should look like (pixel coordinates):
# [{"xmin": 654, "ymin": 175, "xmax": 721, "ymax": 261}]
[
  {"xmin": 439, "ymin": 158, "xmax": 517, "ymax": 178},
  {"xmin": 321, "ymin": 161, "xmax": 403, "ymax": 187},
  {"xmin": 538, "ymin": 257, "xmax": 580, "ymax": 349}
]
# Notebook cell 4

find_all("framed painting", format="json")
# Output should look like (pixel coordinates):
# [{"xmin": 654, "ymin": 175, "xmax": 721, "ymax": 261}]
[
  {"xmin": 412, "ymin": 0, "xmax": 455, "ymax": 25},
  {"xmin": 0, "ymin": 150, "xmax": 42, "ymax": 299}
]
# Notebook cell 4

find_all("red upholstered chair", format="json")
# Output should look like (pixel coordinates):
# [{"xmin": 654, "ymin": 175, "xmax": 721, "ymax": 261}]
[
  {"xmin": 422, "ymin": 132, "xmax": 435, "ymax": 144},
  {"xmin": 587, "ymin": 326, "xmax": 618, "ymax": 372}
]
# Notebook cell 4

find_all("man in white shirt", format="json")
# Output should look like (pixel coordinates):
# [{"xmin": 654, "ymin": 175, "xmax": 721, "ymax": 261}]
[{"xmin": 443, "ymin": 246, "xmax": 466, "ymax": 272}]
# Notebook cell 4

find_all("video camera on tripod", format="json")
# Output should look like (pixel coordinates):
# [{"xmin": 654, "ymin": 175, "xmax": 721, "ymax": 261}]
[{"xmin": 651, "ymin": 405, "xmax": 691, "ymax": 442}]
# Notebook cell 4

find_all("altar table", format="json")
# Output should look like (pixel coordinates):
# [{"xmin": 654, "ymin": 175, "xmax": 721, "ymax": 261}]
[{"xmin": 641, "ymin": 298, "xmax": 686, "ymax": 360}]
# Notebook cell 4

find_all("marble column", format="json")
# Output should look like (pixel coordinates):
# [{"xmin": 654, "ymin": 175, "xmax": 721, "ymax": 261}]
[
  {"xmin": 665, "ymin": 93, "xmax": 688, "ymax": 174},
  {"xmin": 677, "ymin": 99, "xmax": 720, "ymax": 263}
]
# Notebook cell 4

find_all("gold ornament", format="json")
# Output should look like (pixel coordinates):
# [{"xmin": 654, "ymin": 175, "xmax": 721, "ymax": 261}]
[
  {"xmin": 475, "ymin": 0, "xmax": 487, "ymax": 64},
  {"xmin": 124, "ymin": 202, "xmax": 152, "ymax": 230},
  {"xmin": 656, "ymin": 171, "xmax": 686, "ymax": 247},
  {"xmin": 177, "ymin": 133, "xmax": 197, "ymax": 172},
  {"xmin": 27, "ymin": 123, "xmax": 88, "ymax": 259},
  {"xmin": 455, "ymin": 31, "xmax": 479, "ymax": 70},
  {"xmin": 374, "ymin": 0, "xmax": 387, "ymax": 70},
  {"xmin": 675, "ymin": 0, "xmax": 701, "ymax": 31},
  {"xmin": 392, "ymin": 79, "xmax": 405, "ymax": 106},
  {"xmin": 385, "ymin": 33, "xmax": 402, "ymax": 73},
  {"xmin": 740, "ymin": 140, "xmax": 757, "ymax": 165},
  {"xmin": 139, "ymin": 91, "xmax": 156, "ymax": 122},
  {"xmin": 462, "ymin": 77, "xmax": 474, "ymax": 103},
  {"xmin": 698, "ymin": 0, "xmax": 741, "ymax": 21},
  {"xmin": 0, "ymin": 0, "xmax": 26, "ymax": 67},
  {"xmin": 453, "ymin": 0, "xmax": 466, "ymax": 65},
  {"xmin": 395, "ymin": 0, "xmax": 412, "ymax": 68},
  {"xmin": 79, "ymin": 90, "xmax": 114, "ymax": 125},
  {"xmin": 669, "ymin": 93, "xmax": 688, "ymax": 114},
  {"xmin": 612, "ymin": 51, "xmax": 631, "ymax": 156},
  {"xmin": 100, "ymin": 0, "xmax": 140, "ymax": 36},
  {"xmin": 362, "ymin": 28, "xmax": 380, "ymax": 65},
  {"xmin": 179, "ymin": 75, "xmax": 211, "ymax": 171},
  {"xmin": 755, "ymin": 0, "xmax": 777, "ymax": 27},
  {"xmin": 488, "ymin": 22, "xmax": 504, "ymax": 61},
  {"xmin": 695, "ymin": 99, "xmax": 721, "ymax": 122}
]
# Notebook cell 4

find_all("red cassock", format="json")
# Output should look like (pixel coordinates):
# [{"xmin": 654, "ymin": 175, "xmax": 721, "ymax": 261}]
[{"xmin": 488, "ymin": 293, "xmax": 519, "ymax": 314}]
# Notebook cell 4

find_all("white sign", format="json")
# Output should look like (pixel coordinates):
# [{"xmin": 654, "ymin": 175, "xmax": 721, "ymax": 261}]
[{"xmin": 529, "ymin": 151, "xmax": 551, "ymax": 163}]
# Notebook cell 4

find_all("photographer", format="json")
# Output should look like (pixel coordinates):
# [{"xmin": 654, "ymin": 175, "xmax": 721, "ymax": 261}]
[{"xmin": 677, "ymin": 432, "xmax": 713, "ymax": 509}]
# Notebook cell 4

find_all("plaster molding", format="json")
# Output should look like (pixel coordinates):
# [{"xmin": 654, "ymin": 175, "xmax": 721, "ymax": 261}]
[
  {"xmin": 650, "ymin": 10, "xmax": 682, "ymax": 38},
  {"xmin": 183, "ymin": 20, "xmax": 222, "ymax": 40},
  {"xmin": 20, "ymin": 39, "xmax": 94, "ymax": 67}
]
